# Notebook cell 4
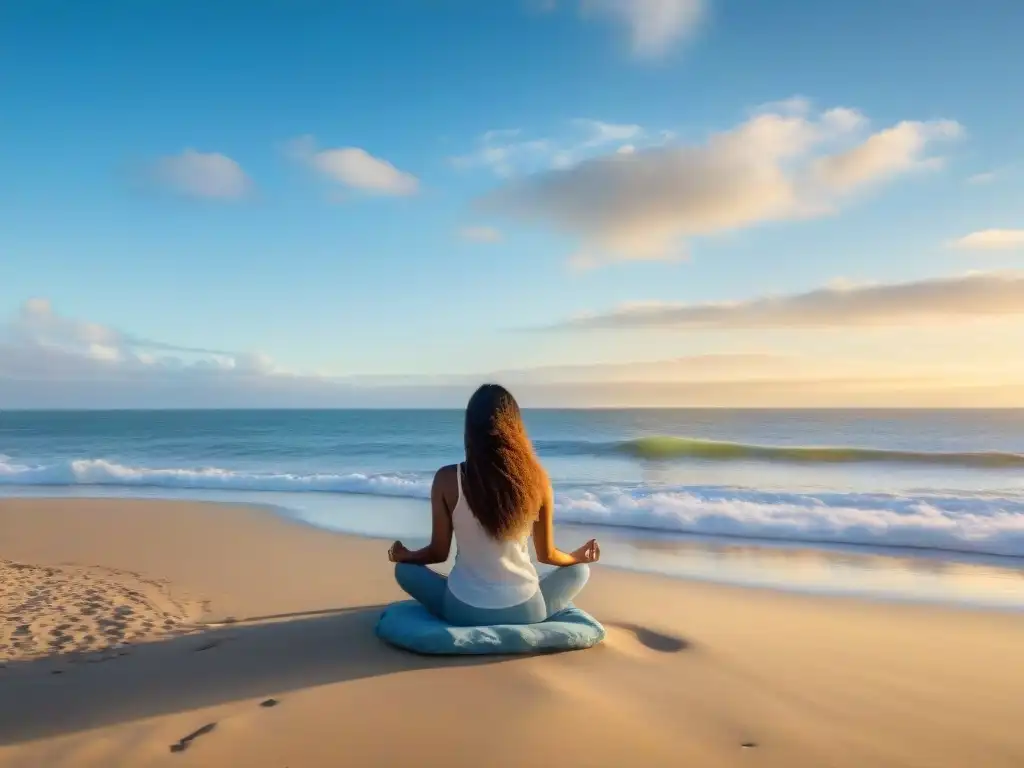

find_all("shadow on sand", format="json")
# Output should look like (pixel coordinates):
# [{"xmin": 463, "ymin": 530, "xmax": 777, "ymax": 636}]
[{"xmin": 0, "ymin": 604, "xmax": 507, "ymax": 745}]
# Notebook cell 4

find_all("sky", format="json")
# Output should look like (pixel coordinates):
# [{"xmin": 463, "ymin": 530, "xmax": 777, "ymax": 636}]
[{"xmin": 1, "ymin": 0, "xmax": 1023, "ymax": 408}]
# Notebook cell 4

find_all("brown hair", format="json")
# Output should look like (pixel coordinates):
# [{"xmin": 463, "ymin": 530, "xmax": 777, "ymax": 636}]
[{"xmin": 461, "ymin": 384, "xmax": 547, "ymax": 541}]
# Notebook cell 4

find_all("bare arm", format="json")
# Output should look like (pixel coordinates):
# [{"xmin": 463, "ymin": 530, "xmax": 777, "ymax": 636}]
[
  {"xmin": 389, "ymin": 467, "xmax": 454, "ymax": 566},
  {"xmin": 533, "ymin": 484, "xmax": 600, "ymax": 567}
]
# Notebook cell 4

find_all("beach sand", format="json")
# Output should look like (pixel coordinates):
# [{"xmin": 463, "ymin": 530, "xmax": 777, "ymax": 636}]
[{"xmin": 1, "ymin": 498, "xmax": 1022, "ymax": 767}]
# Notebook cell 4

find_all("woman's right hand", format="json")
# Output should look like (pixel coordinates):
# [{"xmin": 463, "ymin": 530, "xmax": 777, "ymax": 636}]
[
  {"xmin": 571, "ymin": 539, "xmax": 601, "ymax": 564},
  {"xmin": 388, "ymin": 540, "xmax": 411, "ymax": 563}
]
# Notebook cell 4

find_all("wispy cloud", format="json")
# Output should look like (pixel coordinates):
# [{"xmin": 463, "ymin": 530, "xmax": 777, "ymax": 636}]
[
  {"xmin": 451, "ymin": 119, "xmax": 658, "ymax": 178},
  {"xmin": 287, "ymin": 135, "xmax": 418, "ymax": 197},
  {"xmin": 458, "ymin": 226, "xmax": 503, "ymax": 243},
  {"xmin": 478, "ymin": 100, "xmax": 962, "ymax": 264},
  {"xmin": 488, "ymin": 353, "xmax": 799, "ymax": 383},
  {"xmin": 579, "ymin": 0, "xmax": 706, "ymax": 58},
  {"xmin": 451, "ymin": 134, "xmax": 552, "ymax": 178},
  {"xmin": 548, "ymin": 272, "xmax": 1024, "ymax": 330},
  {"xmin": 2, "ymin": 299, "xmax": 273, "ymax": 374},
  {"xmin": 950, "ymin": 229, "xmax": 1024, "ymax": 251},
  {"xmin": 150, "ymin": 149, "xmax": 252, "ymax": 200},
  {"xmin": 811, "ymin": 120, "xmax": 961, "ymax": 190},
  {"xmin": 4, "ymin": 299, "xmax": 1024, "ymax": 408},
  {"xmin": 570, "ymin": 118, "xmax": 644, "ymax": 147},
  {"xmin": 967, "ymin": 170, "xmax": 998, "ymax": 185}
]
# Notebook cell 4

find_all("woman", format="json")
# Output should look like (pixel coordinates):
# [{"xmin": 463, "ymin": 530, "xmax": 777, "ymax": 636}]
[{"xmin": 388, "ymin": 384, "xmax": 600, "ymax": 626}]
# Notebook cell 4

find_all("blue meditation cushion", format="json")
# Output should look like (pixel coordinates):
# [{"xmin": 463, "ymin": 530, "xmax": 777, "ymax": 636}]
[{"xmin": 375, "ymin": 600, "xmax": 606, "ymax": 655}]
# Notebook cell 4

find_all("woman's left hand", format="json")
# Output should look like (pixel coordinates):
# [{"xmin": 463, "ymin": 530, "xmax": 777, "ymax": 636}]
[
  {"xmin": 571, "ymin": 538, "xmax": 601, "ymax": 564},
  {"xmin": 388, "ymin": 540, "xmax": 411, "ymax": 563}
]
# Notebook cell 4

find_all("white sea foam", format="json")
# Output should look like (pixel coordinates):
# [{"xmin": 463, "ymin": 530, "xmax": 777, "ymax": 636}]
[
  {"xmin": 0, "ymin": 457, "xmax": 432, "ymax": 498},
  {"xmin": 556, "ymin": 486, "xmax": 1024, "ymax": 558},
  {"xmin": 2, "ymin": 457, "xmax": 1023, "ymax": 557}
]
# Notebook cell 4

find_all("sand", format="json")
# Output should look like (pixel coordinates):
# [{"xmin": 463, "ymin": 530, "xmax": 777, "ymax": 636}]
[{"xmin": 1, "ymin": 498, "xmax": 1023, "ymax": 767}]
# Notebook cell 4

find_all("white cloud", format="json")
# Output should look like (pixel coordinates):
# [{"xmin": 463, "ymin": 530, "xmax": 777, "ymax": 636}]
[
  {"xmin": 819, "ymin": 106, "xmax": 869, "ymax": 134},
  {"xmin": 4, "ymin": 299, "xmax": 1024, "ymax": 409},
  {"xmin": 458, "ymin": 226, "xmax": 503, "ymax": 243},
  {"xmin": 550, "ymin": 272, "xmax": 1024, "ymax": 330},
  {"xmin": 287, "ymin": 135, "xmax": 418, "ymax": 197},
  {"xmin": 151, "ymin": 149, "xmax": 251, "ymax": 200},
  {"xmin": 452, "ymin": 118, "xmax": 653, "ymax": 178},
  {"xmin": 0, "ymin": 301, "xmax": 383, "ymax": 407},
  {"xmin": 479, "ymin": 101, "xmax": 962, "ymax": 263},
  {"xmin": 582, "ymin": 0, "xmax": 705, "ymax": 58},
  {"xmin": 489, "ymin": 353, "xmax": 800, "ymax": 383},
  {"xmin": 8, "ymin": 298, "xmax": 230, "ymax": 357},
  {"xmin": 12, "ymin": 298, "xmax": 119, "ymax": 347},
  {"xmin": 539, "ymin": 0, "xmax": 705, "ymax": 58},
  {"xmin": 481, "ymin": 128, "xmax": 524, "ymax": 142},
  {"xmin": 451, "ymin": 133, "xmax": 553, "ymax": 178},
  {"xmin": 571, "ymin": 118, "xmax": 644, "ymax": 147},
  {"xmin": 232, "ymin": 351, "xmax": 277, "ymax": 375},
  {"xmin": 812, "ymin": 120, "xmax": 962, "ymax": 191},
  {"xmin": 951, "ymin": 229, "xmax": 1024, "ymax": 251},
  {"xmin": 87, "ymin": 344, "xmax": 121, "ymax": 362},
  {"xmin": 967, "ymin": 170, "xmax": 998, "ymax": 185}
]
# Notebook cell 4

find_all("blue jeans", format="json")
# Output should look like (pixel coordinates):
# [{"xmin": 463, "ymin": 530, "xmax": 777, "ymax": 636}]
[{"xmin": 394, "ymin": 563, "xmax": 590, "ymax": 626}]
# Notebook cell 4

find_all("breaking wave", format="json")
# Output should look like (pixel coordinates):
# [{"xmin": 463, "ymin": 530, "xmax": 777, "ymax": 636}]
[
  {"xmin": 588, "ymin": 436, "xmax": 1024, "ymax": 468},
  {"xmin": 0, "ymin": 457, "xmax": 432, "ymax": 498},
  {"xmin": 2, "ymin": 456, "xmax": 1023, "ymax": 558}
]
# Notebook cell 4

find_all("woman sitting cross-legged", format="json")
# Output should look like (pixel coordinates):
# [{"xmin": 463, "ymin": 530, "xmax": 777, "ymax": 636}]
[{"xmin": 388, "ymin": 384, "xmax": 600, "ymax": 627}]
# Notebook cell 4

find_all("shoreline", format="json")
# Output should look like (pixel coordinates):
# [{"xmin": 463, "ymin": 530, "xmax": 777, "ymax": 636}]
[
  {"xmin": 3, "ymin": 487, "xmax": 1024, "ymax": 612},
  {"xmin": 3, "ymin": 496, "xmax": 1024, "ymax": 767}
]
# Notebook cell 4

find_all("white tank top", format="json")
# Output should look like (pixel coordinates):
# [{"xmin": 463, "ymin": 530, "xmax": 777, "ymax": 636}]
[{"xmin": 446, "ymin": 464, "xmax": 540, "ymax": 609}]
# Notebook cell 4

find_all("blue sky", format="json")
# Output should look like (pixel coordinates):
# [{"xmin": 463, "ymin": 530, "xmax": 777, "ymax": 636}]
[{"xmin": 2, "ymin": 0, "xmax": 1023, "ymax": 407}]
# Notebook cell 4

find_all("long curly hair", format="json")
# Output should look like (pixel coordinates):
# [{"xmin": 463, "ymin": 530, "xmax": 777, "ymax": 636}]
[{"xmin": 461, "ymin": 384, "xmax": 547, "ymax": 541}]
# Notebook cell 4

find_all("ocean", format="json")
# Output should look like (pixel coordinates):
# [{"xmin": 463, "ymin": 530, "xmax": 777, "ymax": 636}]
[{"xmin": 3, "ymin": 409, "xmax": 1024, "ymax": 608}]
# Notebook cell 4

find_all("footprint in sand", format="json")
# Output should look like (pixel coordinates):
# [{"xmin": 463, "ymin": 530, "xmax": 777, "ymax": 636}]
[
  {"xmin": 192, "ymin": 638, "xmax": 225, "ymax": 653},
  {"xmin": 169, "ymin": 722, "xmax": 218, "ymax": 753},
  {"xmin": 2, "ymin": 560, "xmax": 201, "ymax": 661}
]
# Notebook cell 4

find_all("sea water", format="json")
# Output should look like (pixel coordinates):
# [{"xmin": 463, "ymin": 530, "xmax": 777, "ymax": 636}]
[{"xmin": 2, "ymin": 409, "xmax": 1023, "ymax": 608}]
